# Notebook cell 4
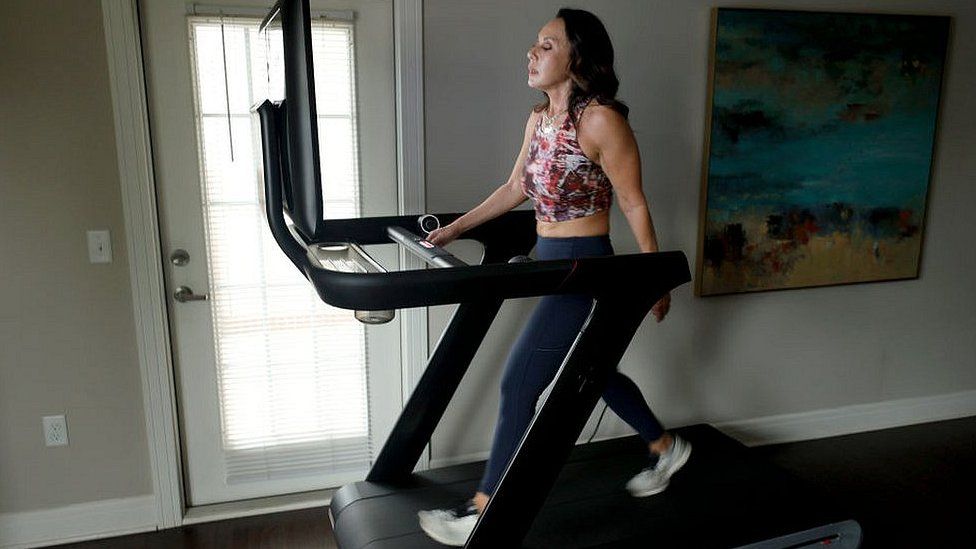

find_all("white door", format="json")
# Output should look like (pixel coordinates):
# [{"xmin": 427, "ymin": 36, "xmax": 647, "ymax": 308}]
[{"xmin": 140, "ymin": 0, "xmax": 402, "ymax": 505}]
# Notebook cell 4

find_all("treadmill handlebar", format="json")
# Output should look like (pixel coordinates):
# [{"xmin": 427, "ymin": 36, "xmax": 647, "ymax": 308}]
[
  {"xmin": 387, "ymin": 226, "xmax": 468, "ymax": 268},
  {"xmin": 307, "ymin": 249, "xmax": 690, "ymax": 311},
  {"xmin": 255, "ymin": 99, "xmax": 691, "ymax": 311}
]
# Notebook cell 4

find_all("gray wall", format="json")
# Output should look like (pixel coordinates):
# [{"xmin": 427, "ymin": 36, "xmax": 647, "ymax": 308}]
[
  {"xmin": 0, "ymin": 0, "xmax": 972, "ymax": 521},
  {"xmin": 425, "ymin": 0, "xmax": 976, "ymax": 462},
  {"xmin": 0, "ymin": 0, "xmax": 152, "ymax": 513}
]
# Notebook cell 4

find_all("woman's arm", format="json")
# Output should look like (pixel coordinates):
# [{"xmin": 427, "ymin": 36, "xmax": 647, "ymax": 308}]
[
  {"xmin": 427, "ymin": 112, "xmax": 537, "ymax": 246},
  {"xmin": 580, "ymin": 105, "xmax": 671, "ymax": 321},
  {"xmin": 579, "ymin": 105, "xmax": 659, "ymax": 253}
]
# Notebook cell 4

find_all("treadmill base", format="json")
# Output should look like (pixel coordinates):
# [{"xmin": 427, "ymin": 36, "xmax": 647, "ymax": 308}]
[{"xmin": 330, "ymin": 424, "xmax": 861, "ymax": 548}]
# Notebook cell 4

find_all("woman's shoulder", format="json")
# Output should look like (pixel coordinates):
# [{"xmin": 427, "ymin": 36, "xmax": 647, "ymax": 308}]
[{"xmin": 578, "ymin": 101, "xmax": 629, "ymax": 135}]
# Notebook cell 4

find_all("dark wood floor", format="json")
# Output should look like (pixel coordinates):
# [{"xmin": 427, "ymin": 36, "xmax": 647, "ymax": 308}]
[
  {"xmin": 60, "ymin": 506, "xmax": 339, "ymax": 549},
  {"xmin": 754, "ymin": 415, "xmax": 976, "ymax": 548},
  {"xmin": 61, "ymin": 416, "xmax": 976, "ymax": 549}
]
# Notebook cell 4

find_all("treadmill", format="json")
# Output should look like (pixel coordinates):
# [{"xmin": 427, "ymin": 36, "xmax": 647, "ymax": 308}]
[{"xmin": 254, "ymin": 1, "xmax": 862, "ymax": 547}]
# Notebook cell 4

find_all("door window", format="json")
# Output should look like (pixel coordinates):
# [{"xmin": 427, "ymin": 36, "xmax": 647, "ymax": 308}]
[{"xmin": 187, "ymin": 15, "xmax": 369, "ymax": 484}]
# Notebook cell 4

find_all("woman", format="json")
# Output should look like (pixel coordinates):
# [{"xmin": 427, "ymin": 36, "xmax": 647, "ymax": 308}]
[{"xmin": 418, "ymin": 9, "xmax": 690, "ymax": 546}]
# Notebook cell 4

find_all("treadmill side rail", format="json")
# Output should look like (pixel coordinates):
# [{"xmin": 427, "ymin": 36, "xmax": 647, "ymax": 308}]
[
  {"xmin": 387, "ymin": 226, "xmax": 468, "ymax": 268},
  {"xmin": 734, "ymin": 520, "xmax": 863, "ymax": 549}
]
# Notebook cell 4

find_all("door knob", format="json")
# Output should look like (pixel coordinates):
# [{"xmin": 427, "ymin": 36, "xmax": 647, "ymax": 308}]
[{"xmin": 174, "ymin": 286, "xmax": 209, "ymax": 303}]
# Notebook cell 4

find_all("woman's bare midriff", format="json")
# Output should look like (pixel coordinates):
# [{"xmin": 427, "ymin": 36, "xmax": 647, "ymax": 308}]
[{"xmin": 535, "ymin": 209, "xmax": 610, "ymax": 238}]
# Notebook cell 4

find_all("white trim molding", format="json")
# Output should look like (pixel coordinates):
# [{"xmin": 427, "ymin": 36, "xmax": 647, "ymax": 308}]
[
  {"xmin": 0, "ymin": 496, "xmax": 157, "ymax": 549},
  {"xmin": 101, "ymin": 0, "xmax": 184, "ymax": 529},
  {"xmin": 393, "ymin": 0, "xmax": 431, "ymax": 471},
  {"xmin": 394, "ymin": 0, "xmax": 426, "ymax": 222},
  {"xmin": 715, "ymin": 389, "xmax": 976, "ymax": 447}
]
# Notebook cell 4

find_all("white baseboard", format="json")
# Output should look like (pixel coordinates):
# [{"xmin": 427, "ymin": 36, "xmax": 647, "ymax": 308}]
[
  {"xmin": 0, "ymin": 495, "xmax": 157, "ymax": 549},
  {"xmin": 714, "ymin": 389, "xmax": 976, "ymax": 447},
  {"xmin": 5, "ymin": 391, "xmax": 974, "ymax": 547},
  {"xmin": 431, "ymin": 390, "xmax": 976, "ymax": 468},
  {"xmin": 0, "ymin": 489, "xmax": 342, "ymax": 548}
]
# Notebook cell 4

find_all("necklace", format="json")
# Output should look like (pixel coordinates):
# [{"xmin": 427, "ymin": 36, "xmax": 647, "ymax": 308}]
[{"xmin": 540, "ymin": 106, "xmax": 568, "ymax": 136}]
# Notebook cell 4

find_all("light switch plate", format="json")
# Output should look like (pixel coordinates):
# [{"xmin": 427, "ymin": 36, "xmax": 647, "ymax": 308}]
[{"xmin": 87, "ymin": 230, "xmax": 112, "ymax": 263}]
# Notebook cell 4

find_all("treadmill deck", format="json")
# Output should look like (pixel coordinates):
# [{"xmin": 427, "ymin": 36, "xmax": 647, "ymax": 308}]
[{"xmin": 330, "ymin": 424, "xmax": 858, "ymax": 548}]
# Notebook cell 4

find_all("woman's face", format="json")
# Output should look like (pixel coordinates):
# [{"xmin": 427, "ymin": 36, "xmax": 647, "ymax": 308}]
[{"xmin": 527, "ymin": 18, "xmax": 572, "ymax": 91}]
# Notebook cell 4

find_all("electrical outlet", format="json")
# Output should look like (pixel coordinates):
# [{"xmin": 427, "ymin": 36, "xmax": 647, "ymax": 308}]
[{"xmin": 43, "ymin": 415, "xmax": 69, "ymax": 447}]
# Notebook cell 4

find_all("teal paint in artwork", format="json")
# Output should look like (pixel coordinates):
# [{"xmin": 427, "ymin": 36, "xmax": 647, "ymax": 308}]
[{"xmin": 699, "ymin": 9, "xmax": 949, "ymax": 294}]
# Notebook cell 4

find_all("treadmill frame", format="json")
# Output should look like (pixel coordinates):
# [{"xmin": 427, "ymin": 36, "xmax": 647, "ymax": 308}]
[
  {"xmin": 255, "ymin": 1, "xmax": 691, "ymax": 546},
  {"xmin": 257, "ymin": 93, "xmax": 690, "ymax": 547}
]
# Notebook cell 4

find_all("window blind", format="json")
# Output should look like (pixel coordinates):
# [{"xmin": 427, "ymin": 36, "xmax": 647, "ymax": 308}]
[{"xmin": 187, "ymin": 16, "xmax": 370, "ymax": 484}]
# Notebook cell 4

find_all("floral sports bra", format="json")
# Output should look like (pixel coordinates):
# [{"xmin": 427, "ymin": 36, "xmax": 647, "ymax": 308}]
[{"xmin": 520, "ymin": 99, "xmax": 613, "ymax": 223}]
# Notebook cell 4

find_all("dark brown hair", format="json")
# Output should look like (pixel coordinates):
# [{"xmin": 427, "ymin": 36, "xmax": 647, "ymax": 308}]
[{"xmin": 535, "ymin": 8, "xmax": 629, "ymax": 124}]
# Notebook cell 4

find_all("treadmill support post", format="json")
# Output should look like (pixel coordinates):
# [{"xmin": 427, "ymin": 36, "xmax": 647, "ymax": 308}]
[
  {"xmin": 368, "ymin": 300, "xmax": 504, "ymax": 482},
  {"xmin": 468, "ymin": 294, "xmax": 657, "ymax": 549}
]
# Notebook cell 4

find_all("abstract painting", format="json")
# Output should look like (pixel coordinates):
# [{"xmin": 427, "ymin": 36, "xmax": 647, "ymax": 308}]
[{"xmin": 696, "ymin": 9, "xmax": 949, "ymax": 296}]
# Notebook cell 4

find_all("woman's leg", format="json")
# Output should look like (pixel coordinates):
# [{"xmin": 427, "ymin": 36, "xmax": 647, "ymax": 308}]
[
  {"xmin": 606, "ymin": 378, "xmax": 691, "ymax": 498},
  {"xmin": 477, "ymin": 290, "xmax": 593, "ymax": 498},
  {"xmin": 476, "ymin": 236, "xmax": 617, "ymax": 507},
  {"xmin": 602, "ymin": 372, "xmax": 666, "ymax": 449}
]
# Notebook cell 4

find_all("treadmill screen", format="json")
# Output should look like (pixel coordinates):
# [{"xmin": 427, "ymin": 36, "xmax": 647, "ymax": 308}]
[{"xmin": 258, "ymin": 0, "xmax": 324, "ymax": 240}]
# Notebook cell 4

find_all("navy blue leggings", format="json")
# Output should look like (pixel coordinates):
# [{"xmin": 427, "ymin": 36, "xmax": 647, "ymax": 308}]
[{"xmin": 478, "ymin": 235, "xmax": 665, "ymax": 496}]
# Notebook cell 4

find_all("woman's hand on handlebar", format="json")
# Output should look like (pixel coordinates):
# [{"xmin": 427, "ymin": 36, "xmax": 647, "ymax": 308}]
[{"xmin": 426, "ymin": 223, "xmax": 462, "ymax": 247}]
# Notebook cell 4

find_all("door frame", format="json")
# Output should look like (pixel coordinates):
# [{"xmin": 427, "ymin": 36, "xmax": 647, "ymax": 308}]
[{"xmin": 100, "ymin": 0, "xmax": 427, "ymax": 528}]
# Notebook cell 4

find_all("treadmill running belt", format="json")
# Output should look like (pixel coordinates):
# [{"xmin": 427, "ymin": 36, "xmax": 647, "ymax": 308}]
[{"xmin": 330, "ymin": 424, "xmax": 860, "ymax": 548}]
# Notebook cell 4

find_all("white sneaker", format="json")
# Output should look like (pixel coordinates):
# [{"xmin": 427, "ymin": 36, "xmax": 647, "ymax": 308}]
[
  {"xmin": 626, "ymin": 435, "xmax": 692, "ymax": 497},
  {"xmin": 418, "ymin": 500, "xmax": 479, "ymax": 546}
]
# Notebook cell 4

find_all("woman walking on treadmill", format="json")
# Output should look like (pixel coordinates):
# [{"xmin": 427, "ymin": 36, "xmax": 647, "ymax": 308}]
[{"xmin": 418, "ymin": 8, "xmax": 690, "ymax": 546}]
